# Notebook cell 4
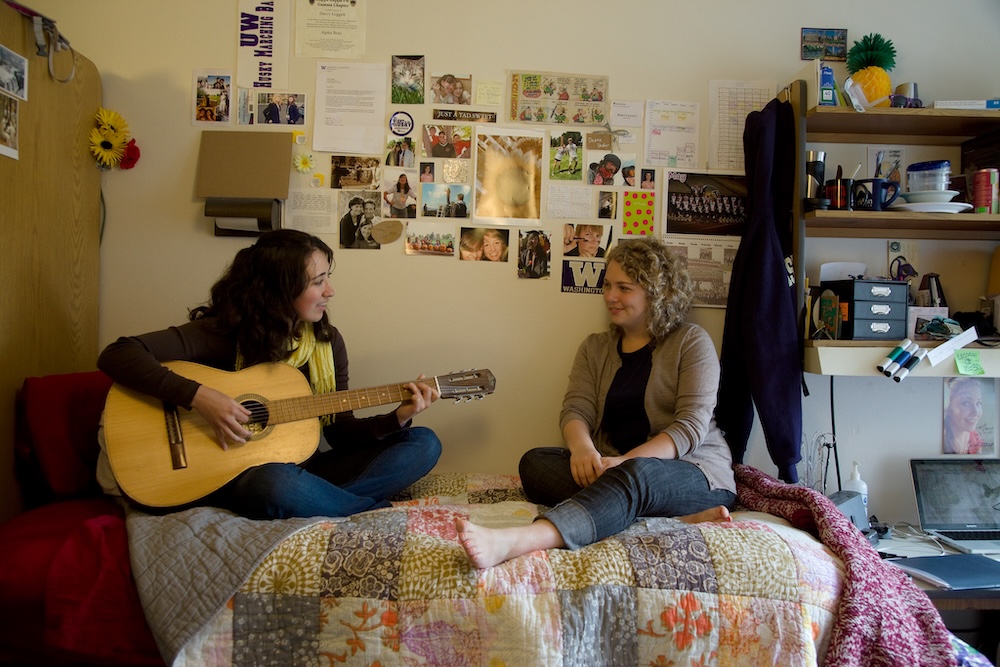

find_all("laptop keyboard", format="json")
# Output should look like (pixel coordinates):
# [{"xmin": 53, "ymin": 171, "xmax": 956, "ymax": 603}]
[{"xmin": 938, "ymin": 530, "xmax": 1000, "ymax": 540}]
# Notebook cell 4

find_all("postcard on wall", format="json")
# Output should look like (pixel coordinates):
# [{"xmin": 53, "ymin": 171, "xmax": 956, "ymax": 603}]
[
  {"xmin": 709, "ymin": 79, "xmax": 774, "ymax": 171},
  {"xmin": 391, "ymin": 55, "xmax": 424, "ymax": 104},
  {"xmin": 664, "ymin": 171, "xmax": 747, "ymax": 236},
  {"xmin": 507, "ymin": 70, "xmax": 609, "ymax": 126},
  {"xmin": 421, "ymin": 124, "xmax": 472, "ymax": 159},
  {"xmin": 474, "ymin": 127, "xmax": 543, "ymax": 221},
  {"xmin": 645, "ymin": 100, "xmax": 699, "ymax": 169},
  {"xmin": 0, "ymin": 94, "xmax": 18, "ymax": 160},
  {"xmin": 801, "ymin": 28, "xmax": 847, "ymax": 61},
  {"xmin": 236, "ymin": 0, "xmax": 289, "ymax": 90},
  {"xmin": 459, "ymin": 227, "xmax": 510, "ymax": 263},
  {"xmin": 622, "ymin": 190, "xmax": 656, "ymax": 238},
  {"xmin": 335, "ymin": 190, "xmax": 382, "ymax": 250},
  {"xmin": 330, "ymin": 155, "xmax": 380, "ymax": 190},
  {"xmin": 0, "ymin": 43, "xmax": 28, "ymax": 101},
  {"xmin": 295, "ymin": 0, "xmax": 366, "ymax": 59},
  {"xmin": 663, "ymin": 234, "xmax": 740, "ymax": 308},
  {"xmin": 421, "ymin": 182, "xmax": 470, "ymax": 218},
  {"xmin": 585, "ymin": 150, "xmax": 635, "ymax": 187},
  {"xmin": 561, "ymin": 258, "xmax": 606, "ymax": 295},
  {"xmin": 430, "ymin": 73, "xmax": 472, "ymax": 105},
  {"xmin": 193, "ymin": 70, "xmax": 233, "ymax": 125},
  {"xmin": 405, "ymin": 220, "xmax": 455, "ymax": 258},
  {"xmin": 380, "ymin": 167, "xmax": 418, "ymax": 219}
]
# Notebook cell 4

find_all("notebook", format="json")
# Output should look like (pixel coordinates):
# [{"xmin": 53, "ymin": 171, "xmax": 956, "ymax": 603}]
[
  {"xmin": 888, "ymin": 553, "xmax": 1000, "ymax": 590},
  {"xmin": 910, "ymin": 458, "xmax": 1000, "ymax": 554}
]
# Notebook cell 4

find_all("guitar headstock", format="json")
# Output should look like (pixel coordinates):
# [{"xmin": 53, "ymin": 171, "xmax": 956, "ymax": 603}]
[{"xmin": 435, "ymin": 369, "xmax": 496, "ymax": 402}]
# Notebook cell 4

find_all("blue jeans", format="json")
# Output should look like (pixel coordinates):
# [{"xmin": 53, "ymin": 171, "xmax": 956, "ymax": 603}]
[
  {"xmin": 519, "ymin": 447, "xmax": 736, "ymax": 549},
  {"xmin": 210, "ymin": 426, "xmax": 441, "ymax": 519}
]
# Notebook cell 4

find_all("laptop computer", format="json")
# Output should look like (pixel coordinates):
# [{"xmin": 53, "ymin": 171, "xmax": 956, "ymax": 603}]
[{"xmin": 910, "ymin": 458, "xmax": 1000, "ymax": 555}]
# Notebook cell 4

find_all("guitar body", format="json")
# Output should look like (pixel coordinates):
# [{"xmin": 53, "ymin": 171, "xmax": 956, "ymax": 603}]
[{"xmin": 104, "ymin": 361, "xmax": 320, "ymax": 507}]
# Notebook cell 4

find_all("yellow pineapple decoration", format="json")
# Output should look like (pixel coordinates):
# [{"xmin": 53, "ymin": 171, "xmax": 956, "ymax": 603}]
[{"xmin": 846, "ymin": 33, "xmax": 896, "ymax": 108}]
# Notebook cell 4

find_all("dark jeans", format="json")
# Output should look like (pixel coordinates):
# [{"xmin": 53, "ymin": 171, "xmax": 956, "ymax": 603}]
[
  {"xmin": 519, "ymin": 447, "xmax": 736, "ymax": 549},
  {"xmin": 210, "ymin": 426, "xmax": 441, "ymax": 519}
]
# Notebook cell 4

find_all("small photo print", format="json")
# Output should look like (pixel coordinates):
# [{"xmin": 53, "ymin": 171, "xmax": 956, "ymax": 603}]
[
  {"xmin": 0, "ymin": 43, "xmax": 28, "ymax": 101},
  {"xmin": 418, "ymin": 162, "xmax": 434, "ymax": 183},
  {"xmin": 252, "ymin": 91, "xmax": 307, "ymax": 125},
  {"xmin": 193, "ymin": 71, "xmax": 232, "ymax": 124},
  {"xmin": 517, "ymin": 229, "xmax": 551, "ymax": 279},
  {"xmin": 421, "ymin": 124, "xmax": 472, "ymax": 159},
  {"xmin": 381, "ymin": 169, "xmax": 418, "ymax": 219},
  {"xmin": 430, "ymin": 73, "xmax": 472, "ymax": 105},
  {"xmin": 330, "ymin": 155, "xmax": 381, "ymax": 190},
  {"xmin": 640, "ymin": 169, "xmax": 656, "ymax": 190},
  {"xmin": 598, "ymin": 191, "xmax": 617, "ymax": 219},
  {"xmin": 391, "ymin": 55, "xmax": 425, "ymax": 104},
  {"xmin": 405, "ymin": 220, "xmax": 455, "ymax": 257},
  {"xmin": 421, "ymin": 183, "xmax": 470, "ymax": 218},
  {"xmin": 0, "ymin": 94, "xmax": 18, "ymax": 159},
  {"xmin": 801, "ymin": 28, "xmax": 848, "ymax": 61},
  {"xmin": 385, "ymin": 136, "xmax": 415, "ymax": 168},
  {"xmin": 550, "ymin": 130, "xmax": 583, "ymax": 181},
  {"xmin": 586, "ymin": 151, "xmax": 634, "ymax": 187},
  {"xmin": 943, "ymin": 377, "xmax": 995, "ymax": 456},
  {"xmin": 336, "ymin": 191, "xmax": 382, "ymax": 250},
  {"xmin": 564, "ymin": 223, "xmax": 609, "ymax": 259},
  {"xmin": 459, "ymin": 227, "xmax": 509, "ymax": 262}
]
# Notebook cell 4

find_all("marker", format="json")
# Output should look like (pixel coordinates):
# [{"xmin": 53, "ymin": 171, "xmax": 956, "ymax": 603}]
[
  {"xmin": 884, "ymin": 342, "xmax": 919, "ymax": 377},
  {"xmin": 892, "ymin": 348, "xmax": 928, "ymax": 383},
  {"xmin": 877, "ymin": 338, "xmax": 912, "ymax": 373}
]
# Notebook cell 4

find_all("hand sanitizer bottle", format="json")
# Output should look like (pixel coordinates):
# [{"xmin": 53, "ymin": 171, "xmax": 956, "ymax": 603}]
[{"xmin": 844, "ymin": 461, "xmax": 869, "ymax": 516}]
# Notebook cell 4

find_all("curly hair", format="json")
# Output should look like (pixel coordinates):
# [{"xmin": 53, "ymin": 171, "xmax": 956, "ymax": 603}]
[
  {"xmin": 190, "ymin": 230, "xmax": 335, "ymax": 364},
  {"xmin": 604, "ymin": 238, "xmax": 693, "ymax": 340}
]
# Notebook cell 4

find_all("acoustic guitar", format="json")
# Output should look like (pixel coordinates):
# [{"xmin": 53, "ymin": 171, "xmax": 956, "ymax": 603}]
[{"xmin": 103, "ymin": 360, "xmax": 495, "ymax": 507}]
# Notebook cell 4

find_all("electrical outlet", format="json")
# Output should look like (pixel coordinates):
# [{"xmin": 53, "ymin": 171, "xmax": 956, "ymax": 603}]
[{"xmin": 887, "ymin": 240, "xmax": 919, "ymax": 279}]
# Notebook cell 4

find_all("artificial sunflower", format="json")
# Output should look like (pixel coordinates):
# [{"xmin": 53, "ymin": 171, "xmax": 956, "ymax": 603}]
[
  {"xmin": 293, "ymin": 152, "xmax": 315, "ymax": 174},
  {"xmin": 95, "ymin": 107, "xmax": 129, "ymax": 135},
  {"xmin": 89, "ymin": 126, "xmax": 127, "ymax": 167}
]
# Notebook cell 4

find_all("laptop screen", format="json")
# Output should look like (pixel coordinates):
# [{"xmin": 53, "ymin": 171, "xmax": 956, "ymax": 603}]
[{"xmin": 910, "ymin": 458, "xmax": 1000, "ymax": 530}]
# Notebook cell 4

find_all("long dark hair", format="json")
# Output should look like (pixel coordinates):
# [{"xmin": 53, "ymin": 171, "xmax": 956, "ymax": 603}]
[{"xmin": 190, "ymin": 230, "xmax": 335, "ymax": 364}]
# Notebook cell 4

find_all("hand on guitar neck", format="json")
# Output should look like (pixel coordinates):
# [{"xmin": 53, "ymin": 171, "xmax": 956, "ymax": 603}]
[{"xmin": 190, "ymin": 372, "xmax": 441, "ymax": 450}]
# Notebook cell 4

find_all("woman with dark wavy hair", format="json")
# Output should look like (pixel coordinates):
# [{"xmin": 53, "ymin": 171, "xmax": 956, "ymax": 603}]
[
  {"xmin": 457, "ymin": 238, "xmax": 735, "ymax": 568},
  {"xmin": 97, "ymin": 229, "xmax": 441, "ymax": 519}
]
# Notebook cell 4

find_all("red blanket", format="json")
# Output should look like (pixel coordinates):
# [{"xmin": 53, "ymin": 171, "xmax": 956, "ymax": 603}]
[{"xmin": 735, "ymin": 464, "xmax": 954, "ymax": 667}]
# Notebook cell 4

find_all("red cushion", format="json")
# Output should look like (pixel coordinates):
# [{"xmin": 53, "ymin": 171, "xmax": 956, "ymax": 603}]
[
  {"xmin": 0, "ymin": 498, "xmax": 162, "ymax": 665},
  {"xmin": 20, "ymin": 370, "xmax": 114, "ymax": 499}
]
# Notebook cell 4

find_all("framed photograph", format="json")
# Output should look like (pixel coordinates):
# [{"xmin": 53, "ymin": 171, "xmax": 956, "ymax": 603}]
[{"xmin": 664, "ymin": 170, "xmax": 747, "ymax": 236}]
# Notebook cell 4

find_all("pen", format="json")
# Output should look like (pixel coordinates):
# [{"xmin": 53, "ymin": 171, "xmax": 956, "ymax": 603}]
[
  {"xmin": 850, "ymin": 162, "xmax": 863, "ymax": 180},
  {"xmin": 884, "ymin": 342, "xmax": 919, "ymax": 377},
  {"xmin": 877, "ymin": 338, "xmax": 913, "ymax": 373},
  {"xmin": 892, "ymin": 348, "xmax": 928, "ymax": 382}
]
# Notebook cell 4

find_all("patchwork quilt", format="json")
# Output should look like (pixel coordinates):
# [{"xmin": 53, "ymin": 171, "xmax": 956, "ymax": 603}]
[{"xmin": 125, "ymin": 470, "xmax": 994, "ymax": 667}]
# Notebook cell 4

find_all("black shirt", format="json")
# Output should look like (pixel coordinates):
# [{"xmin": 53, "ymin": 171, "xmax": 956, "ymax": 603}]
[{"xmin": 599, "ymin": 339, "xmax": 653, "ymax": 453}]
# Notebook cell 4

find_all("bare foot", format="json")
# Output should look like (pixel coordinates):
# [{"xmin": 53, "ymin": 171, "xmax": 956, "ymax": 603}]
[
  {"xmin": 454, "ymin": 517, "xmax": 564, "ymax": 569},
  {"xmin": 678, "ymin": 505, "xmax": 732, "ymax": 524}
]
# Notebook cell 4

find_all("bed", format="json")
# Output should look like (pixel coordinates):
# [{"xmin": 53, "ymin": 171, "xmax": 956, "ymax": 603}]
[
  {"xmin": 130, "ymin": 468, "xmax": 988, "ymax": 667},
  {"xmin": 4, "ymin": 370, "xmax": 992, "ymax": 667}
]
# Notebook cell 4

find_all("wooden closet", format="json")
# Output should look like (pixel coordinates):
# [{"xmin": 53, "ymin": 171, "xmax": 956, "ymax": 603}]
[{"xmin": 0, "ymin": 3, "xmax": 102, "ymax": 521}]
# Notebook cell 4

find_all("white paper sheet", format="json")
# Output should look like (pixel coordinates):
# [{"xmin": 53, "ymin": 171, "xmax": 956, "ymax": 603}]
[{"xmin": 313, "ymin": 62, "xmax": 387, "ymax": 155}]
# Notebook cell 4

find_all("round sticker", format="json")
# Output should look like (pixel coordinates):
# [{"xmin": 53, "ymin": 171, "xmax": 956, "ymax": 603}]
[{"xmin": 389, "ymin": 111, "xmax": 414, "ymax": 136}]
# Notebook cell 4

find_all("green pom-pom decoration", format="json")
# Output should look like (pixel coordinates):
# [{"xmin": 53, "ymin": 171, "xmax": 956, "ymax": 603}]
[{"xmin": 846, "ymin": 33, "xmax": 897, "ymax": 74}]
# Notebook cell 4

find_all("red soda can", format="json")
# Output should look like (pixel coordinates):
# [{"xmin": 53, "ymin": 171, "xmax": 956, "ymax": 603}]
[{"xmin": 973, "ymin": 168, "xmax": 999, "ymax": 214}]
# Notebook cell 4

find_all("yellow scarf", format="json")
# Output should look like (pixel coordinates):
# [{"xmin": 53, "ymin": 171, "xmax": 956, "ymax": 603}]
[{"xmin": 237, "ymin": 324, "xmax": 337, "ymax": 423}]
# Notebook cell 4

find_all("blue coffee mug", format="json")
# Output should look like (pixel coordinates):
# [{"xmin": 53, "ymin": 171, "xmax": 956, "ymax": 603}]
[{"xmin": 854, "ymin": 178, "xmax": 900, "ymax": 211}]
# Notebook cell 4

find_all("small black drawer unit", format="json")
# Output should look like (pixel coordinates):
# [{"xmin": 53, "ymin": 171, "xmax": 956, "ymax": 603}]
[{"xmin": 822, "ymin": 279, "xmax": 908, "ymax": 340}]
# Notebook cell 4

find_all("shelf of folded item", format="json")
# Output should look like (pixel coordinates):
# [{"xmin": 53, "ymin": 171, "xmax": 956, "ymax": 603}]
[
  {"xmin": 804, "ymin": 340, "xmax": 1000, "ymax": 377},
  {"xmin": 804, "ymin": 106, "xmax": 1000, "ymax": 145},
  {"xmin": 805, "ymin": 211, "xmax": 1000, "ymax": 239}
]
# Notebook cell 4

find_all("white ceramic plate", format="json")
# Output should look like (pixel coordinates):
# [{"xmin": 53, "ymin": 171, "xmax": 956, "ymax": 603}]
[
  {"xmin": 889, "ymin": 201, "xmax": 972, "ymax": 214},
  {"xmin": 900, "ymin": 190, "xmax": 959, "ymax": 204}
]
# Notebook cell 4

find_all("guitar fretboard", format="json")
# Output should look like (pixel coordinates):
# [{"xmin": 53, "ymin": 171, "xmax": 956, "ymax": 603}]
[{"xmin": 267, "ymin": 383, "xmax": 415, "ymax": 424}]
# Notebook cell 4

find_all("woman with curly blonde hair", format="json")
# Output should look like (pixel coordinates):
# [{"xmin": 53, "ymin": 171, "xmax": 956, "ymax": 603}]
[{"xmin": 457, "ymin": 238, "xmax": 736, "ymax": 568}]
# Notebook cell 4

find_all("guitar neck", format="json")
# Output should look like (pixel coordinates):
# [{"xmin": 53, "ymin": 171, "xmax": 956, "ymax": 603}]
[{"xmin": 266, "ymin": 382, "xmax": 418, "ymax": 424}]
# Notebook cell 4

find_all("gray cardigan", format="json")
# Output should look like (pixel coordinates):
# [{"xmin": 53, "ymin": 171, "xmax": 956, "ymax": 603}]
[{"xmin": 559, "ymin": 323, "xmax": 736, "ymax": 494}]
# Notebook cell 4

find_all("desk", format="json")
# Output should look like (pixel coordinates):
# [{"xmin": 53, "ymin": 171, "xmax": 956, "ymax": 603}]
[{"xmin": 878, "ymin": 536, "xmax": 1000, "ymax": 661}]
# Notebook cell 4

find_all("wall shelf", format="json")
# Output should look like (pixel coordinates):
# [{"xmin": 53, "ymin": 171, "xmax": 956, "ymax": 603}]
[
  {"xmin": 804, "ymin": 341, "xmax": 1000, "ymax": 377},
  {"xmin": 805, "ymin": 210, "xmax": 1000, "ymax": 239},
  {"xmin": 804, "ymin": 106, "xmax": 1000, "ymax": 145}
]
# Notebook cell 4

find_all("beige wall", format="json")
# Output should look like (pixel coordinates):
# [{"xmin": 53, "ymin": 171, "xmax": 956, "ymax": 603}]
[{"xmin": 23, "ymin": 0, "xmax": 1000, "ymax": 524}]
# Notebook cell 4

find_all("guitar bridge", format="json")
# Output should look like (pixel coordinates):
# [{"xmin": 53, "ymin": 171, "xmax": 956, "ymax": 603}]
[{"xmin": 163, "ymin": 403, "xmax": 187, "ymax": 469}]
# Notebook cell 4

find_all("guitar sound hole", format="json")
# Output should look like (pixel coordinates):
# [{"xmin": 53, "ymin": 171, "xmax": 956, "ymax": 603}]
[{"xmin": 241, "ymin": 399, "xmax": 270, "ymax": 436}]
